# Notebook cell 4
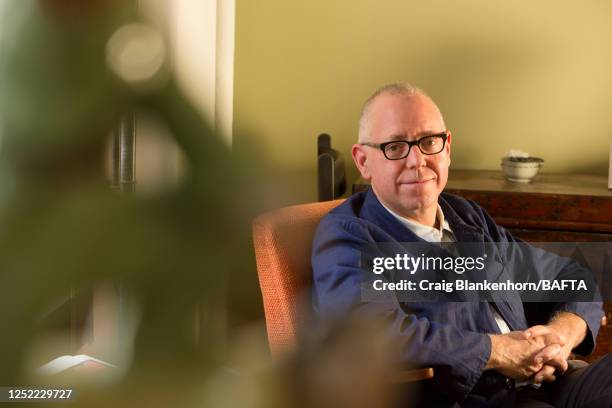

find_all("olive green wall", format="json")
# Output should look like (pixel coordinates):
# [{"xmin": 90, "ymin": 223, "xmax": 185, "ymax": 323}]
[{"xmin": 234, "ymin": 0, "xmax": 612, "ymax": 204}]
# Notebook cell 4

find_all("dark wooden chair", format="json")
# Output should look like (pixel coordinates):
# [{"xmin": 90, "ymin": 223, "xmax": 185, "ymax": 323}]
[{"xmin": 317, "ymin": 133, "xmax": 346, "ymax": 201}]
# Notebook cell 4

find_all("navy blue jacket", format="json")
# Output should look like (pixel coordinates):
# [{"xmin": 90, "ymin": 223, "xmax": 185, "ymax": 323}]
[{"xmin": 311, "ymin": 189, "xmax": 603, "ymax": 404}]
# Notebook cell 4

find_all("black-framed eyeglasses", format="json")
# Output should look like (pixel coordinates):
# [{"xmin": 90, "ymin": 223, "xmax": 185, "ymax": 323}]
[{"xmin": 360, "ymin": 132, "xmax": 448, "ymax": 160}]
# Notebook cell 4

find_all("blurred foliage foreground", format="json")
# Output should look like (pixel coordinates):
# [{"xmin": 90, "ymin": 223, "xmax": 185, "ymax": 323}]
[{"xmin": 0, "ymin": 1, "xmax": 404, "ymax": 407}]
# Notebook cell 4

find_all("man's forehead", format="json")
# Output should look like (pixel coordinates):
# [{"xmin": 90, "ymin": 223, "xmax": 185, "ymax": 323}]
[{"xmin": 368, "ymin": 92, "xmax": 444, "ymax": 140}]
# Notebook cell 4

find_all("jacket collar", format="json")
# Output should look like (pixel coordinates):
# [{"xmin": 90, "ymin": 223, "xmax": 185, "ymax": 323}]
[
  {"xmin": 360, "ymin": 188, "xmax": 422, "ymax": 242},
  {"xmin": 361, "ymin": 187, "xmax": 485, "ymax": 244},
  {"xmin": 438, "ymin": 194, "xmax": 484, "ymax": 243}
]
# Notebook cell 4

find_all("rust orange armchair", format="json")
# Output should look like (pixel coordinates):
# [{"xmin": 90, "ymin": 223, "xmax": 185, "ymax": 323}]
[{"xmin": 252, "ymin": 200, "xmax": 433, "ymax": 382}]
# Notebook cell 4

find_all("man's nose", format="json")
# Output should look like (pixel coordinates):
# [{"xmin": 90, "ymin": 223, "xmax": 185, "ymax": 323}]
[{"xmin": 404, "ymin": 145, "xmax": 426, "ymax": 168}]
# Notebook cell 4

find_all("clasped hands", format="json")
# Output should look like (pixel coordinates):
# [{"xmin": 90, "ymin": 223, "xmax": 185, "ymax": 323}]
[{"xmin": 487, "ymin": 325, "xmax": 572, "ymax": 385}]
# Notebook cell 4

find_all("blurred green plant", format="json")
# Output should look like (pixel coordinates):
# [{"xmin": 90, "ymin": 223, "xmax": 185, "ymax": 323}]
[
  {"xmin": 0, "ymin": 2, "xmax": 404, "ymax": 407},
  {"xmin": 0, "ymin": 0, "xmax": 251, "ymax": 390}
]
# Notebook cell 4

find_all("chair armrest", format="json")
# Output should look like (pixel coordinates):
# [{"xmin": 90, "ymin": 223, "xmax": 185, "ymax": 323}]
[{"xmin": 389, "ymin": 368, "xmax": 434, "ymax": 383}]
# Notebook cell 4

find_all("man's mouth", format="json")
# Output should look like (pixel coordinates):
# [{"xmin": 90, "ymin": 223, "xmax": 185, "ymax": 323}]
[{"xmin": 400, "ymin": 178, "xmax": 435, "ymax": 185}]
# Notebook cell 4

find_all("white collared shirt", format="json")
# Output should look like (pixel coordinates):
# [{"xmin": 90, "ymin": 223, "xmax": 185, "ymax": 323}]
[{"xmin": 380, "ymin": 202, "xmax": 454, "ymax": 243}]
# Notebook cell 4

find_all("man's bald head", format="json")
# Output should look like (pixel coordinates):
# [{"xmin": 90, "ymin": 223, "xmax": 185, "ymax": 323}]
[{"xmin": 357, "ymin": 83, "xmax": 445, "ymax": 143}]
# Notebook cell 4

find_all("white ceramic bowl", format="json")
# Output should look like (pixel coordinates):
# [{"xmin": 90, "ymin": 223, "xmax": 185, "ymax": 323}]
[{"xmin": 501, "ymin": 157, "xmax": 543, "ymax": 183}]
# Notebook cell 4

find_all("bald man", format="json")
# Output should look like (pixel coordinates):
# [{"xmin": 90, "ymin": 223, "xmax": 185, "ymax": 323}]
[{"xmin": 311, "ymin": 84, "xmax": 611, "ymax": 407}]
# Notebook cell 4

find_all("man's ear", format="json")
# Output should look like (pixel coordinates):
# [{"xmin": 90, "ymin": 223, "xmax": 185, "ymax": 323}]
[{"xmin": 352, "ymin": 144, "xmax": 371, "ymax": 180}]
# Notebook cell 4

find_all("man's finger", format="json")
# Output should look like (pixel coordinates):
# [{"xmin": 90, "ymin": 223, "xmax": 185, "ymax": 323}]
[
  {"xmin": 538, "ymin": 332, "xmax": 566, "ymax": 348},
  {"xmin": 533, "ymin": 343, "xmax": 562, "ymax": 365},
  {"xmin": 546, "ymin": 332, "xmax": 566, "ymax": 347},
  {"xmin": 524, "ymin": 325, "xmax": 551, "ymax": 338},
  {"xmin": 533, "ymin": 365, "xmax": 557, "ymax": 384},
  {"xmin": 524, "ymin": 326, "xmax": 566, "ymax": 347},
  {"xmin": 541, "ymin": 355, "xmax": 568, "ymax": 374}
]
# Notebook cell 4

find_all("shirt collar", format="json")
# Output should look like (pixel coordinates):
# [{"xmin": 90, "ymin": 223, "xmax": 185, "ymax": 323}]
[{"xmin": 379, "ymin": 201, "xmax": 454, "ymax": 243}]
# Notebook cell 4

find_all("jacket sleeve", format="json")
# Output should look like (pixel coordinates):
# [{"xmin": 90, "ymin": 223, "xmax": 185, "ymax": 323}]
[
  {"xmin": 469, "ymin": 201, "xmax": 604, "ymax": 355},
  {"xmin": 311, "ymin": 216, "xmax": 490, "ymax": 401}
]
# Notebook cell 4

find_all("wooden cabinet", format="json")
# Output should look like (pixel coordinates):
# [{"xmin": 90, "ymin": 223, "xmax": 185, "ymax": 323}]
[{"xmin": 354, "ymin": 169, "xmax": 612, "ymax": 360}]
